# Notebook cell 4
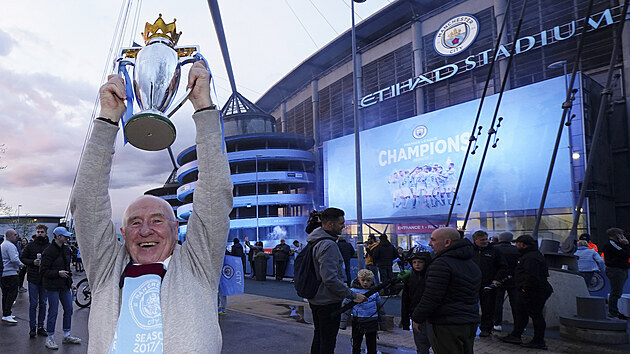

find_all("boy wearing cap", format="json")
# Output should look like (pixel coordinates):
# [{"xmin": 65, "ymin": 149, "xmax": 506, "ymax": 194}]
[{"xmin": 41, "ymin": 226, "xmax": 82, "ymax": 350}]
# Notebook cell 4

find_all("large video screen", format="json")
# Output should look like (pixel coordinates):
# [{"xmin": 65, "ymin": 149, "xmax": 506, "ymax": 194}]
[{"xmin": 324, "ymin": 76, "xmax": 578, "ymax": 220}]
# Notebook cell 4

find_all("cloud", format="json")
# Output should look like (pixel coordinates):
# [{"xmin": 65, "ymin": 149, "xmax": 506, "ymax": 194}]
[{"xmin": 0, "ymin": 29, "xmax": 17, "ymax": 56}]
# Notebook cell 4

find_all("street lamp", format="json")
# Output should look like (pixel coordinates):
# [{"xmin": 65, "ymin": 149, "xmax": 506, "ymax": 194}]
[
  {"xmin": 255, "ymin": 154, "xmax": 262, "ymax": 242},
  {"xmin": 17, "ymin": 204, "xmax": 22, "ymax": 227},
  {"xmin": 547, "ymin": 60, "xmax": 568, "ymax": 93},
  {"xmin": 352, "ymin": 0, "xmax": 365, "ymax": 247}
]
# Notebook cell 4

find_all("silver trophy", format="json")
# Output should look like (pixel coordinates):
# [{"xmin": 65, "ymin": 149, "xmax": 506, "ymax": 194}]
[{"xmin": 117, "ymin": 14, "xmax": 203, "ymax": 151}]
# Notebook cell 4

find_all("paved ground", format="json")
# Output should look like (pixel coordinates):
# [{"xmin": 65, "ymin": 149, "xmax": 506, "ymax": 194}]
[{"xmin": 1, "ymin": 274, "xmax": 629, "ymax": 353}]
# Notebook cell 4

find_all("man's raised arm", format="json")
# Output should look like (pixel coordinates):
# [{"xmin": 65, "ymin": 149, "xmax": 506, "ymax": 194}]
[
  {"xmin": 70, "ymin": 74, "xmax": 128, "ymax": 287},
  {"xmin": 180, "ymin": 62, "xmax": 233, "ymax": 284}
]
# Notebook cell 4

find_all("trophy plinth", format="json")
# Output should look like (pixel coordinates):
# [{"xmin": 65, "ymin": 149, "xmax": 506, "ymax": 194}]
[{"xmin": 124, "ymin": 110, "xmax": 176, "ymax": 151}]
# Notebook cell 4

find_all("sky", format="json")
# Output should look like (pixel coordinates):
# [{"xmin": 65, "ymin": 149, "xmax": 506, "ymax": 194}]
[{"xmin": 0, "ymin": 0, "xmax": 394, "ymax": 229}]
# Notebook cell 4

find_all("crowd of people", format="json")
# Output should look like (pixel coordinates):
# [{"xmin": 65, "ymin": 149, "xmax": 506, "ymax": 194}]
[
  {"xmin": 1, "ymin": 225, "xmax": 83, "ymax": 349},
  {"xmin": 298, "ymin": 207, "xmax": 629, "ymax": 354}
]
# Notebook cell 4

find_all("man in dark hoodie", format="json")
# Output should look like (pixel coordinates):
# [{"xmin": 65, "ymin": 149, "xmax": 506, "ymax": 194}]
[
  {"xmin": 411, "ymin": 227, "xmax": 481, "ymax": 354},
  {"xmin": 602, "ymin": 227, "xmax": 630, "ymax": 320},
  {"xmin": 471, "ymin": 230, "xmax": 507, "ymax": 337},
  {"xmin": 336, "ymin": 235, "xmax": 355, "ymax": 286},
  {"xmin": 272, "ymin": 239, "xmax": 292, "ymax": 280},
  {"xmin": 492, "ymin": 231, "xmax": 520, "ymax": 332},
  {"xmin": 230, "ymin": 238, "xmax": 246, "ymax": 276},
  {"xmin": 307, "ymin": 207, "xmax": 367, "ymax": 354},
  {"xmin": 20, "ymin": 224, "xmax": 51, "ymax": 337},
  {"xmin": 372, "ymin": 234, "xmax": 398, "ymax": 286},
  {"xmin": 401, "ymin": 251, "xmax": 432, "ymax": 354},
  {"xmin": 501, "ymin": 235, "xmax": 553, "ymax": 350}
]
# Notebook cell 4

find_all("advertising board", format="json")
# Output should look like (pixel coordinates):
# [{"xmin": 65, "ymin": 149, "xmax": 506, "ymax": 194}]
[{"xmin": 324, "ymin": 76, "xmax": 579, "ymax": 221}]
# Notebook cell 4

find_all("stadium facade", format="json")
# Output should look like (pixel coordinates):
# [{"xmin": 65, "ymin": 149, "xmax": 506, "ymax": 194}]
[{"xmin": 255, "ymin": 0, "xmax": 630, "ymax": 246}]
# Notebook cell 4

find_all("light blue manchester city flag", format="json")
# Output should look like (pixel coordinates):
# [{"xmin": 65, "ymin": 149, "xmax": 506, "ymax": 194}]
[{"xmin": 220, "ymin": 255, "xmax": 244, "ymax": 296}]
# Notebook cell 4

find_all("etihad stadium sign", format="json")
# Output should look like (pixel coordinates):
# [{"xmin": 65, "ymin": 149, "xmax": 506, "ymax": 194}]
[{"xmin": 359, "ymin": 7, "xmax": 617, "ymax": 108}]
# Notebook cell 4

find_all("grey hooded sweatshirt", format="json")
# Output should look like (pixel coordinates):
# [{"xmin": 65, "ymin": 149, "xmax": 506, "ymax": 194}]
[{"xmin": 306, "ymin": 227, "xmax": 355, "ymax": 305}]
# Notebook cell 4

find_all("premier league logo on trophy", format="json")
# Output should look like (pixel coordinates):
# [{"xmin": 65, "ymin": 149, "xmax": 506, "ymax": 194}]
[{"xmin": 116, "ymin": 14, "xmax": 206, "ymax": 151}]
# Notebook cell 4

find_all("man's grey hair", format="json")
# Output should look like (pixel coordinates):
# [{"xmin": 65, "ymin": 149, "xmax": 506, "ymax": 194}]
[{"xmin": 498, "ymin": 232, "xmax": 514, "ymax": 242}]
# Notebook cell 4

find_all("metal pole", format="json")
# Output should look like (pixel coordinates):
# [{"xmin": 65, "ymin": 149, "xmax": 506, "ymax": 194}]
[
  {"xmin": 567, "ymin": 0, "xmax": 630, "ymax": 250},
  {"xmin": 446, "ymin": 0, "xmax": 513, "ymax": 227},
  {"xmin": 531, "ymin": 0, "xmax": 595, "ymax": 238},
  {"xmin": 17, "ymin": 204, "xmax": 21, "ymax": 227},
  {"xmin": 561, "ymin": 60, "xmax": 579, "ymax": 212},
  {"xmin": 255, "ymin": 154, "xmax": 261, "ymax": 242},
  {"xmin": 352, "ymin": 0, "xmax": 364, "ymax": 243},
  {"xmin": 462, "ymin": 0, "xmax": 529, "ymax": 231},
  {"xmin": 206, "ymin": 0, "xmax": 238, "ymax": 93}
]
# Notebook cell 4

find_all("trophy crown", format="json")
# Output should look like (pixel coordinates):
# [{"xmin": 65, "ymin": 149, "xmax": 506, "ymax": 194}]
[{"xmin": 142, "ymin": 14, "xmax": 182, "ymax": 46}]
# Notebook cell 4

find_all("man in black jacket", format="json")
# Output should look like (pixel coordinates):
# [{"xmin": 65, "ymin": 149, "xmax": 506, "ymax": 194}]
[
  {"xmin": 20, "ymin": 224, "xmax": 50, "ymax": 337},
  {"xmin": 272, "ymin": 239, "xmax": 291, "ymax": 280},
  {"xmin": 602, "ymin": 227, "xmax": 630, "ymax": 319},
  {"xmin": 41, "ymin": 227, "xmax": 81, "ymax": 350},
  {"xmin": 492, "ymin": 231, "xmax": 520, "ymax": 332},
  {"xmin": 471, "ymin": 230, "xmax": 507, "ymax": 337},
  {"xmin": 501, "ymin": 235, "xmax": 553, "ymax": 350},
  {"xmin": 412, "ymin": 227, "xmax": 481, "ymax": 354},
  {"xmin": 372, "ymin": 234, "xmax": 398, "ymax": 286},
  {"xmin": 230, "ymin": 238, "xmax": 246, "ymax": 275},
  {"xmin": 336, "ymin": 236, "xmax": 355, "ymax": 286},
  {"xmin": 244, "ymin": 237, "xmax": 262, "ymax": 278}
]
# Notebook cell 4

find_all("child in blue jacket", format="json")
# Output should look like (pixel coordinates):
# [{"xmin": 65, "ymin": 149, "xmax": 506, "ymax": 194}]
[{"xmin": 340, "ymin": 269, "xmax": 385, "ymax": 354}]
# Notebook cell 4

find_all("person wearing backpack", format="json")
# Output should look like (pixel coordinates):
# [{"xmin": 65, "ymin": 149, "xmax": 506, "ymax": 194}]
[{"xmin": 305, "ymin": 207, "xmax": 367, "ymax": 354}]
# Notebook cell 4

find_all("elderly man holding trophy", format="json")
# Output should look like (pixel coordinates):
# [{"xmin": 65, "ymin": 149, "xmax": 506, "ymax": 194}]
[{"xmin": 70, "ymin": 14, "xmax": 232, "ymax": 354}]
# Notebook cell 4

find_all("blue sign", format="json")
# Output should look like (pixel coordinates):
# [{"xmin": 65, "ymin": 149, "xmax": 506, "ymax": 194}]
[{"xmin": 324, "ymin": 76, "xmax": 578, "ymax": 220}]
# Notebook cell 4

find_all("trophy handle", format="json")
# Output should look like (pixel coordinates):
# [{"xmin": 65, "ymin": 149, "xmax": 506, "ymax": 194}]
[
  {"xmin": 164, "ymin": 54, "xmax": 209, "ymax": 118},
  {"xmin": 165, "ymin": 87, "xmax": 192, "ymax": 118},
  {"xmin": 116, "ymin": 59, "xmax": 136, "ymax": 129}
]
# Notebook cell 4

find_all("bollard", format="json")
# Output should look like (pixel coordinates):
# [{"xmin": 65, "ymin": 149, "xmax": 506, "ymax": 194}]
[{"xmin": 576, "ymin": 296, "xmax": 607, "ymax": 320}]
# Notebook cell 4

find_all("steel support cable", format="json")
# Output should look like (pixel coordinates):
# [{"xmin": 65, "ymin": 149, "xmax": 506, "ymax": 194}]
[
  {"xmin": 462, "ymin": 0, "xmax": 530, "ymax": 231},
  {"xmin": 129, "ymin": 0, "xmax": 142, "ymax": 45},
  {"xmin": 283, "ymin": 0, "xmax": 319, "ymax": 49},
  {"xmin": 340, "ymin": 0, "xmax": 364, "ymax": 20},
  {"xmin": 564, "ymin": 0, "xmax": 630, "ymax": 251},
  {"xmin": 445, "ymin": 0, "xmax": 513, "ymax": 227},
  {"xmin": 64, "ymin": 0, "xmax": 138, "ymax": 222},
  {"xmin": 307, "ymin": 0, "xmax": 340, "ymax": 35},
  {"xmin": 531, "ymin": 0, "xmax": 596, "ymax": 239}
]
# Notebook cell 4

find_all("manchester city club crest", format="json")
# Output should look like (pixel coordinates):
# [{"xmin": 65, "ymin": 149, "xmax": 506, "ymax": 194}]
[
  {"xmin": 412, "ymin": 125, "xmax": 428, "ymax": 139},
  {"xmin": 434, "ymin": 15, "xmax": 479, "ymax": 56},
  {"xmin": 129, "ymin": 278, "xmax": 163, "ymax": 330},
  {"xmin": 222, "ymin": 264, "xmax": 235, "ymax": 280}
]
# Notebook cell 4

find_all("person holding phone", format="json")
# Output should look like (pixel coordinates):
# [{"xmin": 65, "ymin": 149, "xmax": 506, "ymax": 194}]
[{"xmin": 20, "ymin": 224, "xmax": 51, "ymax": 337}]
